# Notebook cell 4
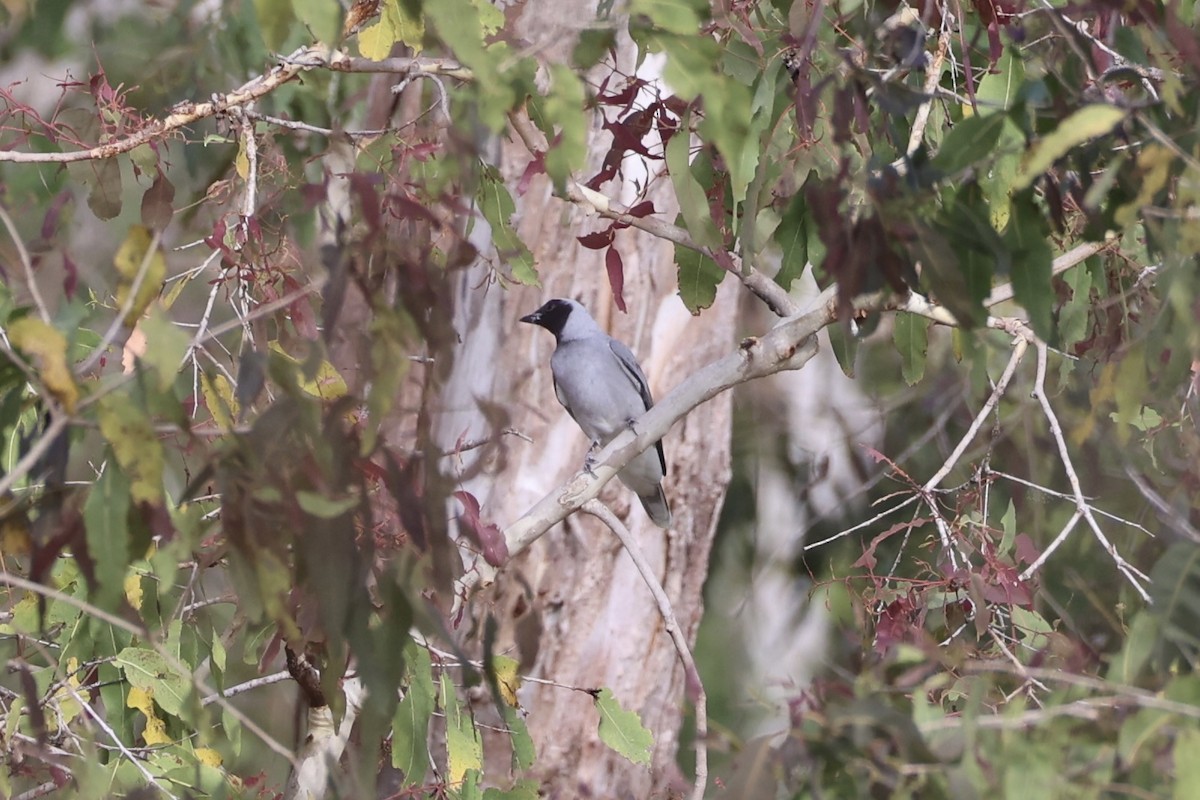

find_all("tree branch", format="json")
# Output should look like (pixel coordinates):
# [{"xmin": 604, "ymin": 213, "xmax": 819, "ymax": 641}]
[
  {"xmin": 582, "ymin": 500, "xmax": 708, "ymax": 800},
  {"xmin": 0, "ymin": 48, "xmax": 468, "ymax": 164}
]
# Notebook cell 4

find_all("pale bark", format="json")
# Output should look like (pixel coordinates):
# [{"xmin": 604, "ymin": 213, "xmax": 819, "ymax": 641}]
[{"xmin": 425, "ymin": 3, "xmax": 740, "ymax": 795}]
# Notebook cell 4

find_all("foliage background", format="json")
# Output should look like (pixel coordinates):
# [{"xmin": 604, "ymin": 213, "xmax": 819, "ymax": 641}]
[{"xmin": 0, "ymin": 0, "xmax": 1197, "ymax": 798}]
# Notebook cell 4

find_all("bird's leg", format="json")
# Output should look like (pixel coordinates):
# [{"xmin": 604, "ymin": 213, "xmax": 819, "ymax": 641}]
[{"xmin": 582, "ymin": 439, "xmax": 601, "ymax": 475}]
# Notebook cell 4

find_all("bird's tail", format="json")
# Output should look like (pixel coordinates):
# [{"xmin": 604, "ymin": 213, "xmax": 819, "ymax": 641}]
[{"xmin": 639, "ymin": 485, "xmax": 672, "ymax": 529}]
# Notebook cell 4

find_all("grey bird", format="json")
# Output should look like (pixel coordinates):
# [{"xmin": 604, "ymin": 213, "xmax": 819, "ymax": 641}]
[{"xmin": 521, "ymin": 298, "xmax": 672, "ymax": 528}]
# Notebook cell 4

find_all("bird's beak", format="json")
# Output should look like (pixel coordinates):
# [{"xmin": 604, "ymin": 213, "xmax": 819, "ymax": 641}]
[{"xmin": 519, "ymin": 311, "xmax": 541, "ymax": 325}]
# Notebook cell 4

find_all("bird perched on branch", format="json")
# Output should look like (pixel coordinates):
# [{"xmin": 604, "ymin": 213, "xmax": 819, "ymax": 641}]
[{"xmin": 521, "ymin": 298, "xmax": 672, "ymax": 528}]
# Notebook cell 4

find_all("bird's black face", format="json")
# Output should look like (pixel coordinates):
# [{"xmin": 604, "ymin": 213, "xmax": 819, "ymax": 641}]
[{"xmin": 520, "ymin": 298, "xmax": 574, "ymax": 339}]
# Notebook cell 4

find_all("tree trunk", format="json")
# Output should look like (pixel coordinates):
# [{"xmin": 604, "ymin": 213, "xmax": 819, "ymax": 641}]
[{"xmin": 423, "ymin": 4, "xmax": 739, "ymax": 795}]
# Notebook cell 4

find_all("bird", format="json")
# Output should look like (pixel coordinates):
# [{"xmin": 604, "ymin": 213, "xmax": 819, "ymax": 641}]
[{"xmin": 520, "ymin": 298, "xmax": 672, "ymax": 528}]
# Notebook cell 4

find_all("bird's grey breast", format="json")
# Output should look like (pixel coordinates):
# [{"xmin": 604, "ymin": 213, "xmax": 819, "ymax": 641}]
[{"xmin": 550, "ymin": 337, "xmax": 647, "ymax": 443}]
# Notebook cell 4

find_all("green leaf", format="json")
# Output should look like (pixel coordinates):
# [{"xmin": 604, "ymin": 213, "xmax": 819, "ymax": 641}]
[
  {"xmin": 393, "ymin": 644, "xmax": 435, "ymax": 783},
  {"xmin": 976, "ymin": 46, "xmax": 1024, "ymax": 113},
  {"xmin": 542, "ymin": 65, "xmax": 587, "ymax": 188},
  {"xmin": 253, "ymin": 0, "xmax": 295, "ymax": 50},
  {"xmin": 296, "ymin": 489, "xmax": 360, "ymax": 519},
  {"xmin": 483, "ymin": 779, "xmax": 539, "ymax": 800},
  {"xmin": 594, "ymin": 687, "xmax": 653, "ymax": 765},
  {"xmin": 1010, "ymin": 606, "xmax": 1051, "ymax": 651},
  {"xmin": 1057, "ymin": 265, "xmax": 1093, "ymax": 350},
  {"xmin": 1174, "ymin": 728, "xmax": 1200, "ymax": 800},
  {"xmin": 774, "ymin": 188, "xmax": 809, "ymax": 290},
  {"xmin": 1005, "ymin": 193, "xmax": 1054, "ymax": 339},
  {"xmin": 1013, "ymin": 105, "xmax": 1127, "ymax": 192},
  {"xmin": 665, "ymin": 114, "xmax": 722, "ymax": 250},
  {"xmin": 84, "ymin": 466, "xmax": 131, "ymax": 611},
  {"xmin": 291, "ymin": 0, "xmax": 340, "ymax": 43},
  {"xmin": 907, "ymin": 219, "xmax": 987, "ymax": 328},
  {"xmin": 630, "ymin": 0, "xmax": 705, "ymax": 34},
  {"xmin": 116, "ymin": 646, "xmax": 192, "ymax": 717},
  {"xmin": 1113, "ymin": 345, "xmax": 1148, "ymax": 429},
  {"xmin": 981, "ymin": 118, "xmax": 1025, "ymax": 230},
  {"xmin": 138, "ymin": 307, "xmax": 189, "ymax": 391},
  {"xmin": 1148, "ymin": 542, "xmax": 1200, "ymax": 666},
  {"xmin": 892, "ymin": 312, "xmax": 929, "ymax": 386},
  {"xmin": 999, "ymin": 499, "xmax": 1016, "ymax": 557},
  {"xmin": 933, "ymin": 113, "xmax": 1010, "ymax": 175},
  {"xmin": 675, "ymin": 242, "xmax": 724, "ymax": 313},
  {"xmin": 441, "ymin": 672, "xmax": 482, "ymax": 783},
  {"xmin": 477, "ymin": 166, "xmax": 538, "ymax": 286},
  {"xmin": 97, "ymin": 397, "xmax": 164, "ymax": 505},
  {"xmin": 572, "ymin": 28, "xmax": 616, "ymax": 69},
  {"xmin": 827, "ymin": 322, "xmax": 859, "ymax": 378},
  {"xmin": 506, "ymin": 707, "xmax": 536, "ymax": 770},
  {"xmin": 1107, "ymin": 612, "xmax": 1160, "ymax": 683}
]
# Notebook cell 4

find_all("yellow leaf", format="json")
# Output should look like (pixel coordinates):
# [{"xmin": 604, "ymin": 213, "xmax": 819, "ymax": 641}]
[
  {"xmin": 235, "ymin": 137, "xmax": 249, "ymax": 179},
  {"xmin": 114, "ymin": 225, "xmax": 168, "ymax": 326},
  {"xmin": 97, "ymin": 399, "xmax": 164, "ymax": 504},
  {"xmin": 492, "ymin": 655, "xmax": 522, "ymax": 707},
  {"xmin": 125, "ymin": 572, "xmax": 144, "ymax": 610},
  {"xmin": 358, "ymin": 0, "xmax": 424, "ymax": 58},
  {"xmin": 48, "ymin": 657, "xmax": 83, "ymax": 727},
  {"xmin": 195, "ymin": 747, "xmax": 222, "ymax": 767},
  {"xmin": 268, "ymin": 342, "xmax": 348, "ymax": 399},
  {"xmin": 127, "ymin": 685, "xmax": 171, "ymax": 745},
  {"xmin": 0, "ymin": 500, "xmax": 31, "ymax": 556},
  {"xmin": 8, "ymin": 317, "xmax": 79, "ymax": 412},
  {"xmin": 200, "ymin": 372, "xmax": 238, "ymax": 429}
]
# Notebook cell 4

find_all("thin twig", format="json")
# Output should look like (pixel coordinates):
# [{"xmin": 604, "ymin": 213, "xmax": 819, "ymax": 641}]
[
  {"xmin": 581, "ymin": 500, "xmax": 707, "ymax": 800},
  {"xmin": 917, "ymin": 335, "xmax": 1029, "ymax": 564},
  {"xmin": 201, "ymin": 670, "xmax": 291, "ymax": 706},
  {"xmin": 13, "ymin": 781, "xmax": 61, "ymax": 800},
  {"xmin": 990, "ymin": 468, "xmax": 1153, "ymax": 536},
  {"xmin": 0, "ymin": 203, "xmax": 51, "ymax": 323},
  {"xmin": 905, "ymin": 30, "xmax": 952, "ymax": 157},
  {"xmin": 1029, "ymin": 342, "xmax": 1151, "ymax": 600},
  {"xmin": 803, "ymin": 494, "xmax": 921, "ymax": 552}
]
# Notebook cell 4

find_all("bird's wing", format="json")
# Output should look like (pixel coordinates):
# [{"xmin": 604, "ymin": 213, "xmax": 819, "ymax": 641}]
[
  {"xmin": 608, "ymin": 339, "xmax": 666, "ymax": 474},
  {"xmin": 608, "ymin": 339, "xmax": 654, "ymax": 411}
]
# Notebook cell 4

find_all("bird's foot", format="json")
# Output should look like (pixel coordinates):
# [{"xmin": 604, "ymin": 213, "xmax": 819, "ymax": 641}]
[{"xmin": 583, "ymin": 440, "xmax": 601, "ymax": 476}]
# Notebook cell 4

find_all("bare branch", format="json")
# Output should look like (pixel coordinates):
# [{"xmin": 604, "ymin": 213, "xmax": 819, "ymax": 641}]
[
  {"xmin": 582, "ymin": 500, "xmax": 707, "ymax": 800},
  {"xmin": 1028, "ymin": 342, "xmax": 1151, "ymax": 600},
  {"xmin": 0, "ymin": 203, "xmax": 51, "ymax": 323},
  {"xmin": 0, "ymin": 48, "xmax": 468, "ymax": 164}
]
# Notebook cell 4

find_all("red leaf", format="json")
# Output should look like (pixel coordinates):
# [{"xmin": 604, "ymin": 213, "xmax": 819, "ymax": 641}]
[
  {"xmin": 62, "ymin": 253, "xmax": 77, "ymax": 299},
  {"xmin": 517, "ymin": 152, "xmax": 546, "ymax": 195},
  {"xmin": 1013, "ymin": 533, "xmax": 1041, "ymax": 566},
  {"xmin": 577, "ymin": 229, "xmax": 615, "ymax": 249},
  {"xmin": 40, "ymin": 190, "xmax": 72, "ymax": 240},
  {"xmin": 606, "ymin": 247, "xmax": 626, "ymax": 312},
  {"xmin": 627, "ymin": 201, "xmax": 656, "ymax": 218},
  {"xmin": 453, "ymin": 491, "xmax": 508, "ymax": 567}
]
